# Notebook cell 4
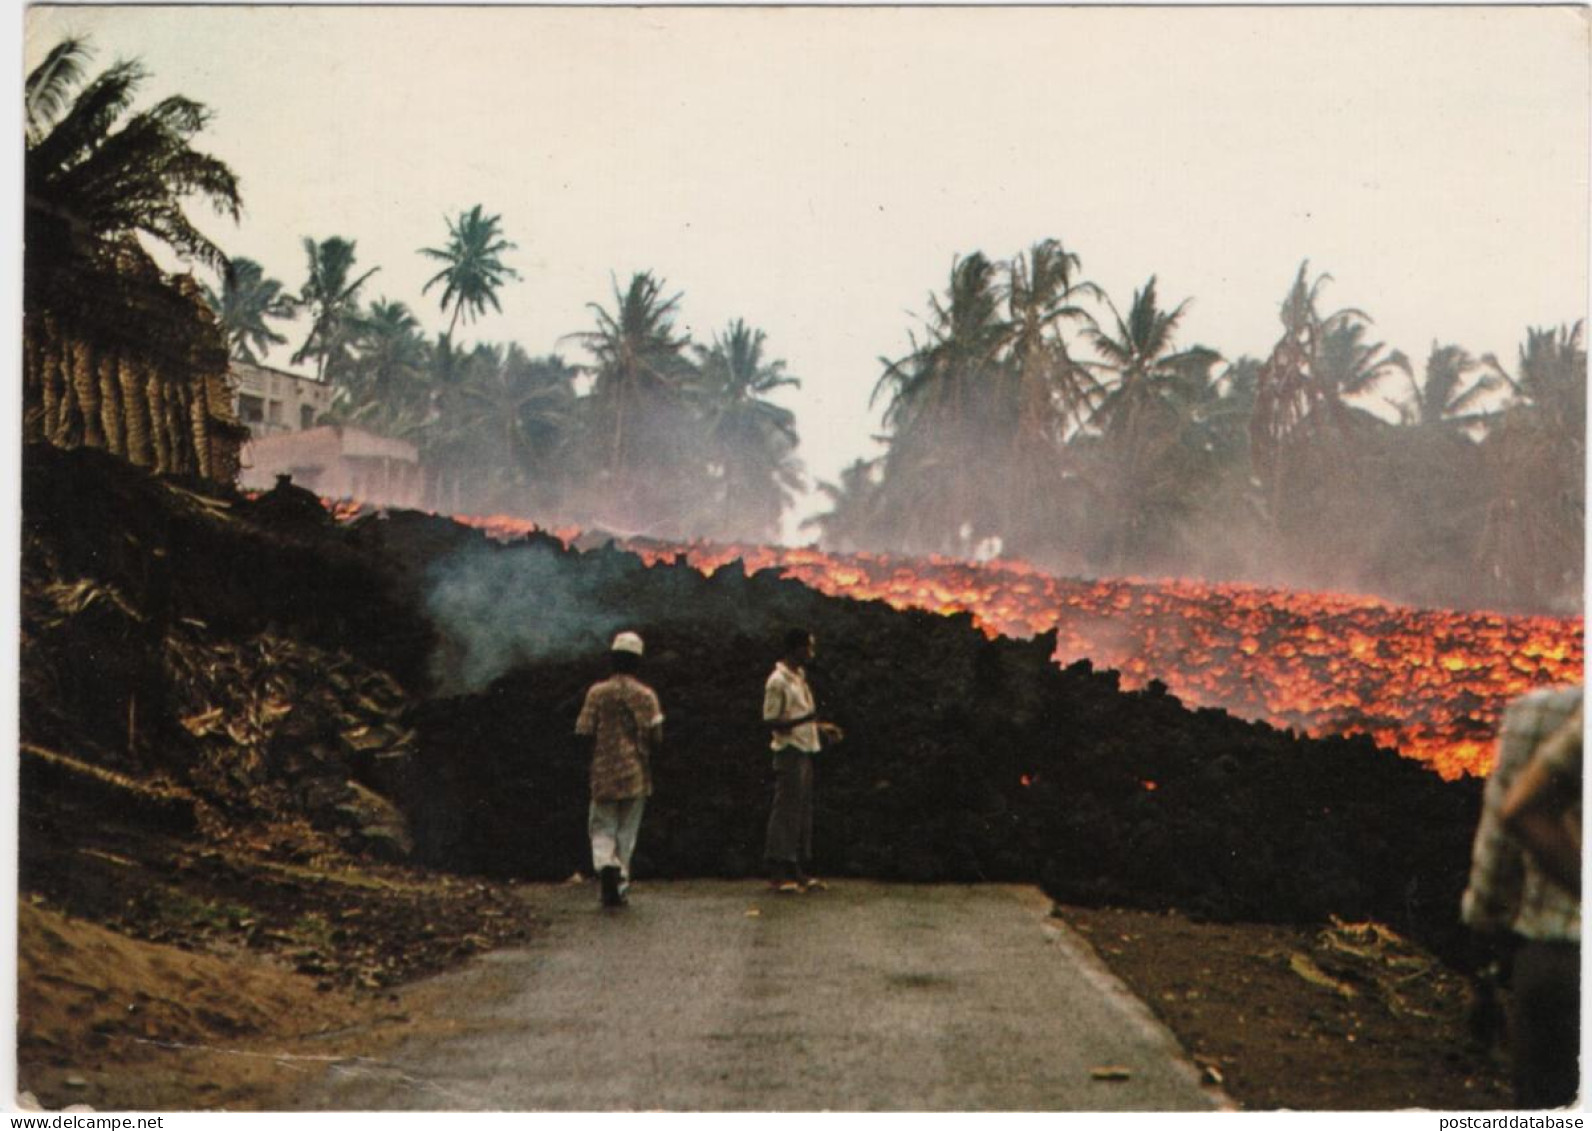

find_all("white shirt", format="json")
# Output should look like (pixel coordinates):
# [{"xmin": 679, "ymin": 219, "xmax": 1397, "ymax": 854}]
[{"xmin": 764, "ymin": 661, "xmax": 820, "ymax": 753}]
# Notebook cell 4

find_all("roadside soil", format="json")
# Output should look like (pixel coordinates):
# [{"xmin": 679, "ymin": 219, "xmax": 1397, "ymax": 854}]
[
  {"xmin": 16, "ymin": 803, "xmax": 540, "ymax": 1113},
  {"xmin": 1057, "ymin": 905, "xmax": 1514, "ymax": 1111},
  {"xmin": 17, "ymin": 887, "xmax": 1514, "ymax": 1112}
]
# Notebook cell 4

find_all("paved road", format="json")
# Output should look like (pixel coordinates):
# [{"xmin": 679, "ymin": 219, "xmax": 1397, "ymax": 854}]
[{"xmin": 302, "ymin": 881, "xmax": 1228, "ymax": 1111}]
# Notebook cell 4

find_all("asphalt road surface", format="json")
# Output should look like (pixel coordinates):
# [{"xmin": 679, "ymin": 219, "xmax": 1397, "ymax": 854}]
[{"xmin": 302, "ymin": 880, "xmax": 1229, "ymax": 1111}]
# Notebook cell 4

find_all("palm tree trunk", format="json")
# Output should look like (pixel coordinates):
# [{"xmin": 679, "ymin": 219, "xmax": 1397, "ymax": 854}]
[
  {"xmin": 147, "ymin": 377, "xmax": 171, "ymax": 473},
  {"xmin": 72, "ymin": 340, "xmax": 105, "ymax": 450},
  {"xmin": 206, "ymin": 372, "xmax": 243, "ymax": 483},
  {"xmin": 46, "ymin": 328, "xmax": 72, "ymax": 444},
  {"xmin": 189, "ymin": 380, "xmax": 212, "ymax": 480},
  {"xmin": 158, "ymin": 380, "xmax": 180, "ymax": 474},
  {"xmin": 121, "ymin": 358, "xmax": 153, "ymax": 468},
  {"xmin": 55, "ymin": 340, "xmax": 82, "ymax": 447},
  {"xmin": 167, "ymin": 383, "xmax": 196, "ymax": 476},
  {"xmin": 611, "ymin": 388, "xmax": 628, "ymax": 490},
  {"xmin": 23, "ymin": 323, "xmax": 46, "ymax": 444},
  {"xmin": 99, "ymin": 351, "xmax": 126, "ymax": 456},
  {"xmin": 56, "ymin": 339, "xmax": 80, "ymax": 444},
  {"xmin": 35, "ymin": 330, "xmax": 58, "ymax": 444}
]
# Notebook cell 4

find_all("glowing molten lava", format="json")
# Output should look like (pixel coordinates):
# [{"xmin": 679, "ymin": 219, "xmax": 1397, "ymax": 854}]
[{"xmin": 432, "ymin": 513, "xmax": 1580, "ymax": 780}]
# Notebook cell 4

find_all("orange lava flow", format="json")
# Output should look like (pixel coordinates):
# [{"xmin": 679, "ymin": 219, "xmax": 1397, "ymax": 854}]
[{"xmin": 426, "ymin": 511, "xmax": 1582, "ymax": 780}]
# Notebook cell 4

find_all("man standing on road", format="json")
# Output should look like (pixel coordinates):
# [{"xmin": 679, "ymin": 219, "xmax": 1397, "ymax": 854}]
[
  {"xmin": 763, "ymin": 627, "xmax": 843, "ymax": 893},
  {"xmin": 1462, "ymin": 684, "xmax": 1582, "ymax": 1107},
  {"xmin": 575, "ymin": 631, "xmax": 664, "ymax": 908}
]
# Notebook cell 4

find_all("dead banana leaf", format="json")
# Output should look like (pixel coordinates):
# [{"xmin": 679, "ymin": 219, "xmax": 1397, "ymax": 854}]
[
  {"xmin": 342, "ymin": 726, "xmax": 392, "ymax": 752},
  {"xmin": 180, "ymin": 706, "xmax": 225, "ymax": 736},
  {"xmin": 1288, "ymin": 951, "xmax": 1357, "ymax": 998}
]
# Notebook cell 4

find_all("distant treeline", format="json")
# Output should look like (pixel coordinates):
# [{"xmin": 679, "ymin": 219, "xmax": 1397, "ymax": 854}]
[{"xmin": 22, "ymin": 36, "xmax": 1585, "ymax": 613}]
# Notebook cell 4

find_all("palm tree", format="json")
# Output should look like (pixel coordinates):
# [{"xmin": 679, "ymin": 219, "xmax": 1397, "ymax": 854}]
[
  {"xmin": 805, "ymin": 457, "xmax": 884, "ymax": 552},
  {"xmin": 1198, "ymin": 356, "xmax": 1261, "ymax": 453},
  {"xmin": 693, "ymin": 319, "xmax": 805, "ymax": 541},
  {"xmin": 428, "ymin": 343, "xmax": 577, "ymax": 513},
  {"xmin": 874, "ymin": 253, "xmax": 1007, "ymax": 437},
  {"xmin": 1393, "ymin": 342, "xmax": 1506, "ymax": 430},
  {"xmin": 1086, "ymin": 277, "xmax": 1220, "ymax": 567},
  {"xmin": 1251, "ymin": 262, "xmax": 1328, "ymax": 461},
  {"xmin": 24, "ymin": 35, "xmax": 244, "ymax": 480},
  {"xmin": 25, "ymin": 37, "xmax": 92, "ymax": 145},
  {"xmin": 1247, "ymin": 261, "xmax": 1406, "ymax": 545},
  {"xmin": 1477, "ymin": 322, "xmax": 1587, "ymax": 609},
  {"xmin": 1003, "ymin": 238, "xmax": 1103, "ymax": 437},
  {"xmin": 356, "ymin": 299, "xmax": 428, "ymax": 396},
  {"xmin": 1507, "ymin": 321, "xmax": 1587, "ymax": 434},
  {"xmin": 1314, "ymin": 319, "xmax": 1410, "ymax": 406},
  {"xmin": 25, "ymin": 40, "xmax": 240, "ymax": 278},
  {"xmin": 292, "ymin": 236, "xmax": 378, "ymax": 382},
  {"xmin": 321, "ymin": 297, "xmax": 431, "ymax": 433},
  {"xmin": 988, "ymin": 239, "xmax": 1104, "ymax": 552},
  {"xmin": 201, "ymin": 257, "xmax": 296, "ymax": 363},
  {"xmin": 419, "ymin": 204, "xmax": 520, "ymax": 338},
  {"xmin": 1248, "ymin": 261, "xmax": 1408, "ymax": 452},
  {"xmin": 1089, "ymin": 278, "xmax": 1217, "ymax": 438},
  {"xmin": 871, "ymin": 252, "xmax": 1010, "ymax": 551},
  {"xmin": 571, "ymin": 272, "xmax": 700, "ymax": 528}
]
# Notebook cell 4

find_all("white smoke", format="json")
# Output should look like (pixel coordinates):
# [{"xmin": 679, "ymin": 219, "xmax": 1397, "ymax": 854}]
[{"xmin": 423, "ymin": 542, "xmax": 626, "ymax": 694}]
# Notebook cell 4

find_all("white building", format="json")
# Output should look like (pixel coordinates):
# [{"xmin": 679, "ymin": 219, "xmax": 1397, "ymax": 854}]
[
  {"xmin": 229, "ymin": 360, "xmax": 334, "ymax": 438},
  {"xmin": 239, "ymin": 425, "xmax": 428, "ymax": 509}
]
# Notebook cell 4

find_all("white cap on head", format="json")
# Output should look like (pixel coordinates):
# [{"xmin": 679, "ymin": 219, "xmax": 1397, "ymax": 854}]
[{"xmin": 611, "ymin": 631, "xmax": 645, "ymax": 656}]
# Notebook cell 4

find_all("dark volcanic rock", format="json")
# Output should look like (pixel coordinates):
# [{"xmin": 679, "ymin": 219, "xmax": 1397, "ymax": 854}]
[{"xmin": 396, "ymin": 533, "xmax": 1483, "ymax": 958}]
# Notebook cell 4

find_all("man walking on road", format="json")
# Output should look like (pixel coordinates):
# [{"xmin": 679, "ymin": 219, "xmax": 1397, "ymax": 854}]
[
  {"xmin": 763, "ymin": 627, "xmax": 842, "ymax": 893},
  {"xmin": 576, "ymin": 631, "xmax": 664, "ymax": 908}
]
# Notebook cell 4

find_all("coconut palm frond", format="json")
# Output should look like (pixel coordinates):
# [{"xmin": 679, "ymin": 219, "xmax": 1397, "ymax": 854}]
[{"xmin": 25, "ymin": 36, "xmax": 94, "ymax": 142}]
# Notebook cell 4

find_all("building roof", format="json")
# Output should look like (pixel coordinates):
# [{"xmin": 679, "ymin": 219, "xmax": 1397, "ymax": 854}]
[{"xmin": 229, "ymin": 359, "xmax": 327, "ymax": 387}]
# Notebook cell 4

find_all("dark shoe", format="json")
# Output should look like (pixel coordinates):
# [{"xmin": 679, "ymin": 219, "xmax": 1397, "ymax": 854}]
[{"xmin": 600, "ymin": 866, "xmax": 623, "ymax": 907}]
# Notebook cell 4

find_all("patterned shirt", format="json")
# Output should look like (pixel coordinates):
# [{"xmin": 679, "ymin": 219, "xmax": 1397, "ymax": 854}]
[
  {"xmin": 764, "ymin": 661, "xmax": 820, "ymax": 753},
  {"xmin": 575, "ymin": 675, "xmax": 664, "ymax": 802},
  {"xmin": 1462, "ymin": 686, "xmax": 1582, "ymax": 943},
  {"xmin": 1538, "ymin": 705, "xmax": 1583, "ymax": 783}
]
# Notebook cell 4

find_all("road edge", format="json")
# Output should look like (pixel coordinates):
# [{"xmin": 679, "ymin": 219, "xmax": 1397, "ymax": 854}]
[{"xmin": 1039, "ymin": 902, "xmax": 1237, "ymax": 1112}]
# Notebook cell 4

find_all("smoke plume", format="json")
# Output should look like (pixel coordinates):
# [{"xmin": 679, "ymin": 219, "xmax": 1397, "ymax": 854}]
[{"xmin": 423, "ymin": 541, "xmax": 625, "ymax": 694}]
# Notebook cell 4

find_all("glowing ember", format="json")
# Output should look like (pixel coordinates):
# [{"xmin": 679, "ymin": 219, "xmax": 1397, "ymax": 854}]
[
  {"xmin": 354, "ymin": 505, "xmax": 1585, "ymax": 780},
  {"xmin": 324, "ymin": 498, "xmax": 366, "ymax": 524}
]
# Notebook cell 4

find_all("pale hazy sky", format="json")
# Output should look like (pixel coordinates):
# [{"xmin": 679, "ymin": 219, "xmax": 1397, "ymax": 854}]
[{"xmin": 22, "ymin": 5, "xmax": 1591, "ymax": 533}]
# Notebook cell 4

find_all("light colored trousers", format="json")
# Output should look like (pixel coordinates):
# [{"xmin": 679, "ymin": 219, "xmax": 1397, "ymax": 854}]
[{"xmin": 589, "ymin": 796, "xmax": 646, "ymax": 891}]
